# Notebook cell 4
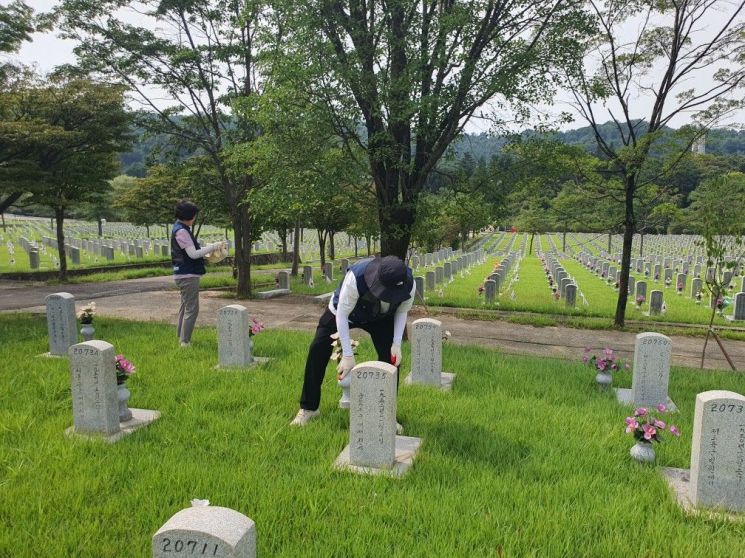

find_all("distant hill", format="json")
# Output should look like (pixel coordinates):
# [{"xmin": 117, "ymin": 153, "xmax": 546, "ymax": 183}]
[{"xmin": 119, "ymin": 121, "xmax": 745, "ymax": 176}]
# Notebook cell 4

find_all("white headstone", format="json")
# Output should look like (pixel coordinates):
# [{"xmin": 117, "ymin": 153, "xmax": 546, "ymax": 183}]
[
  {"xmin": 690, "ymin": 390, "xmax": 745, "ymax": 512},
  {"xmin": 69, "ymin": 340, "xmax": 120, "ymax": 437},
  {"xmin": 217, "ymin": 305, "xmax": 253, "ymax": 367},
  {"xmin": 153, "ymin": 505, "xmax": 256, "ymax": 558},
  {"xmin": 410, "ymin": 318, "xmax": 442, "ymax": 386},
  {"xmin": 46, "ymin": 292, "xmax": 77, "ymax": 355},
  {"xmin": 617, "ymin": 333, "xmax": 675, "ymax": 410}
]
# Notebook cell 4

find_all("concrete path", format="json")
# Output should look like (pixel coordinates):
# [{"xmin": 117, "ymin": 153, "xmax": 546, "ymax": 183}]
[{"xmin": 3, "ymin": 280, "xmax": 745, "ymax": 371}]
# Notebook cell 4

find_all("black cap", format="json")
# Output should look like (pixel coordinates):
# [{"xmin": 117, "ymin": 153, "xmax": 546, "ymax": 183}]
[{"xmin": 364, "ymin": 256, "xmax": 413, "ymax": 304}]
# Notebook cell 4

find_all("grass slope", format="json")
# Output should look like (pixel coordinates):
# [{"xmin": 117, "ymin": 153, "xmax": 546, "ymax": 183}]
[{"xmin": 2, "ymin": 315, "xmax": 745, "ymax": 556}]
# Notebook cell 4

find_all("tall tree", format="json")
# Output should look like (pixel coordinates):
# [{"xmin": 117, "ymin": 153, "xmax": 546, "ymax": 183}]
[
  {"xmin": 279, "ymin": 0, "xmax": 588, "ymax": 258},
  {"xmin": 58, "ymin": 0, "xmax": 267, "ymax": 296},
  {"xmin": 563, "ymin": 0, "xmax": 745, "ymax": 327}
]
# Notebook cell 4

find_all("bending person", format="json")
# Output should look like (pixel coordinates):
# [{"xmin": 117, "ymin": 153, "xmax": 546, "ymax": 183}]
[{"xmin": 291, "ymin": 255, "xmax": 415, "ymax": 428}]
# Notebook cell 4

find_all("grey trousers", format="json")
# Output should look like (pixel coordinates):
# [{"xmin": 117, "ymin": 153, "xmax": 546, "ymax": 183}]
[{"xmin": 175, "ymin": 276, "xmax": 201, "ymax": 343}]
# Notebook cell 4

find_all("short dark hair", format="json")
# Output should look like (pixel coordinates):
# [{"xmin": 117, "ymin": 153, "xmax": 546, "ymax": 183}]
[{"xmin": 175, "ymin": 200, "xmax": 199, "ymax": 221}]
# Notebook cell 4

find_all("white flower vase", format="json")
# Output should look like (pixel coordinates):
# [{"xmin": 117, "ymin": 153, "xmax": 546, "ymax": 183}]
[
  {"xmin": 80, "ymin": 324, "xmax": 95, "ymax": 341},
  {"xmin": 595, "ymin": 371, "xmax": 612, "ymax": 390},
  {"xmin": 117, "ymin": 383, "xmax": 133, "ymax": 422},
  {"xmin": 338, "ymin": 373, "xmax": 351, "ymax": 409},
  {"xmin": 630, "ymin": 441, "xmax": 655, "ymax": 463}
]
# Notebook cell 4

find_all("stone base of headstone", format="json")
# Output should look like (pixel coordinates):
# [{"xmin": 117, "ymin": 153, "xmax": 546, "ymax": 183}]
[
  {"xmin": 38, "ymin": 352, "xmax": 66, "ymax": 359},
  {"xmin": 404, "ymin": 372, "xmax": 456, "ymax": 391},
  {"xmin": 333, "ymin": 435, "xmax": 422, "ymax": 477},
  {"xmin": 660, "ymin": 467, "xmax": 745, "ymax": 523},
  {"xmin": 215, "ymin": 356, "xmax": 272, "ymax": 370},
  {"xmin": 255, "ymin": 289, "xmax": 290, "ymax": 299},
  {"xmin": 614, "ymin": 388, "xmax": 677, "ymax": 412},
  {"xmin": 65, "ymin": 408, "xmax": 160, "ymax": 443},
  {"xmin": 313, "ymin": 292, "xmax": 334, "ymax": 304},
  {"xmin": 725, "ymin": 315, "xmax": 744, "ymax": 322}
]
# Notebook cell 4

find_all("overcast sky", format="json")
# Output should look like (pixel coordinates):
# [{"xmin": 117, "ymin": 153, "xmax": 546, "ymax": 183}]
[{"xmin": 12, "ymin": 0, "xmax": 745, "ymax": 135}]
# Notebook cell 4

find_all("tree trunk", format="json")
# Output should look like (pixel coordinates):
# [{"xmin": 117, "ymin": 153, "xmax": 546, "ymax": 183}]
[
  {"xmin": 291, "ymin": 222, "xmax": 301, "ymax": 276},
  {"xmin": 529, "ymin": 233, "xmax": 535, "ymax": 255},
  {"xmin": 280, "ymin": 228, "xmax": 288, "ymax": 260},
  {"xmin": 329, "ymin": 230, "xmax": 335, "ymax": 260},
  {"xmin": 55, "ymin": 206, "xmax": 67, "ymax": 282},
  {"xmin": 639, "ymin": 233, "xmax": 644, "ymax": 257},
  {"xmin": 701, "ymin": 307, "xmax": 718, "ymax": 368},
  {"xmin": 232, "ymin": 203, "xmax": 252, "ymax": 298},
  {"xmin": 0, "ymin": 192, "xmax": 22, "ymax": 214},
  {"xmin": 146, "ymin": 224, "xmax": 150, "ymax": 237},
  {"xmin": 562, "ymin": 230, "xmax": 567, "ymax": 252},
  {"xmin": 379, "ymin": 204, "xmax": 414, "ymax": 259},
  {"xmin": 98, "ymin": 218, "xmax": 103, "ymax": 238},
  {"xmin": 607, "ymin": 232, "xmax": 612, "ymax": 253},
  {"xmin": 1, "ymin": 213, "xmax": 4, "ymax": 231},
  {"xmin": 366, "ymin": 234, "xmax": 371, "ymax": 256},
  {"xmin": 354, "ymin": 237, "xmax": 358, "ymax": 257},
  {"xmin": 614, "ymin": 180, "xmax": 636, "ymax": 328},
  {"xmin": 317, "ymin": 229, "xmax": 327, "ymax": 267}
]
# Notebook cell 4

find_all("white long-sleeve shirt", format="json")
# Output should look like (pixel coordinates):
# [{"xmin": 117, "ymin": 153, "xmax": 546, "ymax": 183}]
[{"xmin": 329, "ymin": 271, "xmax": 416, "ymax": 356}]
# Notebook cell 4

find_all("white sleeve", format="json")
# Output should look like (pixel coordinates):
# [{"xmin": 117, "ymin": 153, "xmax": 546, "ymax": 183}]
[
  {"xmin": 392, "ymin": 281, "xmax": 416, "ymax": 344},
  {"xmin": 185, "ymin": 244, "xmax": 214, "ymax": 259},
  {"xmin": 335, "ymin": 272, "xmax": 359, "ymax": 357}
]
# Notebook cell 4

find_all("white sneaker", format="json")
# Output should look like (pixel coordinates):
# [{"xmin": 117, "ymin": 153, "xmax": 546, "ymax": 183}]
[
  {"xmin": 290, "ymin": 408, "xmax": 320, "ymax": 426},
  {"xmin": 180, "ymin": 341, "xmax": 191, "ymax": 348},
  {"xmin": 396, "ymin": 422, "xmax": 404, "ymax": 435}
]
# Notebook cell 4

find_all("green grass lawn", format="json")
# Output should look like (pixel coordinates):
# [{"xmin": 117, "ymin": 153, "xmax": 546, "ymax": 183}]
[{"xmin": 3, "ymin": 314, "xmax": 745, "ymax": 556}]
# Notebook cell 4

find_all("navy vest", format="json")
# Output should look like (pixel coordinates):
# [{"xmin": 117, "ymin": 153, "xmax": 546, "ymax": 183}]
[
  {"xmin": 332, "ymin": 258, "xmax": 412, "ymax": 325},
  {"xmin": 171, "ymin": 222, "xmax": 206, "ymax": 276}
]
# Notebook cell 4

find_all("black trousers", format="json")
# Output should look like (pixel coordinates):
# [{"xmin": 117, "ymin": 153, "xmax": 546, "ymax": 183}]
[{"xmin": 300, "ymin": 308, "xmax": 396, "ymax": 411}]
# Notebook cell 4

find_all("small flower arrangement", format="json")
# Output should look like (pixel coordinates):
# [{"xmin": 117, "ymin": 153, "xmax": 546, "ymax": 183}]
[
  {"xmin": 665, "ymin": 278, "xmax": 671, "ymax": 288},
  {"xmin": 654, "ymin": 272, "xmax": 660, "ymax": 281},
  {"xmin": 78, "ymin": 302, "xmax": 96, "ymax": 324},
  {"xmin": 695, "ymin": 291, "xmax": 702, "ymax": 304},
  {"xmin": 478, "ymin": 284, "xmax": 485, "ymax": 296},
  {"xmin": 553, "ymin": 291, "xmax": 560, "ymax": 300},
  {"xmin": 330, "ymin": 333, "xmax": 359, "ymax": 362},
  {"xmin": 115, "ymin": 354, "xmax": 136, "ymax": 384},
  {"xmin": 583, "ymin": 347, "xmax": 625, "ymax": 373},
  {"xmin": 614, "ymin": 280, "xmax": 619, "ymax": 290},
  {"xmin": 442, "ymin": 330, "xmax": 452, "ymax": 342},
  {"xmin": 249, "ymin": 317, "xmax": 264, "ymax": 337},
  {"xmin": 625, "ymin": 405, "xmax": 680, "ymax": 444},
  {"xmin": 636, "ymin": 295, "xmax": 646, "ymax": 308}
]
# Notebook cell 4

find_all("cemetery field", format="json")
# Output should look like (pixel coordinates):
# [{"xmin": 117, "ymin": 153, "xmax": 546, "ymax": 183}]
[{"xmin": 5, "ymin": 314, "xmax": 745, "ymax": 556}]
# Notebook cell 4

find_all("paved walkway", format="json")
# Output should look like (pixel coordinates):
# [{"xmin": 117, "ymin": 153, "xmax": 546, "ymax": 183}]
[{"xmin": 3, "ymin": 279, "xmax": 745, "ymax": 371}]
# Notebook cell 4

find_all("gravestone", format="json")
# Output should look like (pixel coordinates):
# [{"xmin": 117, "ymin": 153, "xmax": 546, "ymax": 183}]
[
  {"xmin": 414, "ymin": 276, "xmax": 424, "ymax": 302},
  {"xmin": 217, "ymin": 305, "xmax": 268, "ymax": 368},
  {"xmin": 323, "ymin": 262, "xmax": 333, "ymax": 281},
  {"xmin": 334, "ymin": 361, "xmax": 422, "ymax": 476},
  {"xmin": 665, "ymin": 268, "xmax": 673, "ymax": 282},
  {"xmin": 340, "ymin": 258, "xmax": 349, "ymax": 272},
  {"xmin": 45, "ymin": 292, "xmax": 77, "ymax": 356},
  {"xmin": 277, "ymin": 271, "xmax": 290, "ymax": 291},
  {"xmin": 691, "ymin": 278, "xmax": 703, "ymax": 298},
  {"xmin": 68, "ymin": 340, "xmax": 119, "ymax": 437},
  {"xmin": 425, "ymin": 271, "xmax": 435, "ymax": 291},
  {"xmin": 628, "ymin": 276, "xmax": 635, "ymax": 296},
  {"xmin": 484, "ymin": 279, "xmax": 496, "ymax": 303},
  {"xmin": 161, "ymin": 245, "xmax": 169, "ymax": 258},
  {"xmin": 70, "ymin": 247, "xmax": 80, "ymax": 265},
  {"xmin": 411, "ymin": 256, "xmax": 420, "ymax": 269},
  {"xmin": 560, "ymin": 277, "xmax": 572, "ymax": 298},
  {"xmin": 443, "ymin": 262, "xmax": 452, "ymax": 282},
  {"xmin": 153, "ymin": 505, "xmax": 256, "ymax": 558},
  {"xmin": 677, "ymin": 273, "xmax": 687, "ymax": 292},
  {"xmin": 695, "ymin": 264, "xmax": 702, "ymax": 278},
  {"xmin": 405, "ymin": 318, "xmax": 455, "ymax": 390},
  {"xmin": 616, "ymin": 332, "xmax": 676, "ymax": 410},
  {"xmin": 565, "ymin": 284, "xmax": 577, "ymax": 308},
  {"xmin": 649, "ymin": 290, "xmax": 663, "ymax": 315},
  {"xmin": 727, "ymin": 292, "xmax": 745, "ymax": 322},
  {"xmin": 29, "ymin": 249, "xmax": 39, "ymax": 269},
  {"xmin": 136, "ymin": 246, "xmax": 144, "ymax": 258},
  {"xmin": 636, "ymin": 281, "xmax": 647, "ymax": 299},
  {"xmin": 303, "ymin": 265, "xmax": 313, "ymax": 286},
  {"xmin": 435, "ymin": 266, "xmax": 444, "ymax": 284},
  {"xmin": 724, "ymin": 271, "xmax": 734, "ymax": 287}
]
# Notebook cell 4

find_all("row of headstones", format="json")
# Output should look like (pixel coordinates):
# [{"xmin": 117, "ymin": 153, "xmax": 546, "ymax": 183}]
[
  {"xmin": 410, "ymin": 246, "xmax": 456, "ymax": 269},
  {"xmin": 581, "ymin": 251, "xmax": 745, "ymax": 319},
  {"xmin": 545, "ymin": 253, "xmax": 579, "ymax": 307},
  {"xmin": 618, "ymin": 332, "xmax": 745, "ymax": 514},
  {"xmin": 484, "ymin": 253, "xmax": 517, "ymax": 303},
  {"xmin": 414, "ymin": 249, "xmax": 485, "ymax": 300}
]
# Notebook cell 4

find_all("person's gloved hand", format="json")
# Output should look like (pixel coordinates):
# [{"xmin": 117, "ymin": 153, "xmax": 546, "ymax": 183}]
[
  {"xmin": 336, "ymin": 355, "xmax": 356, "ymax": 380},
  {"xmin": 390, "ymin": 343, "xmax": 402, "ymax": 367}
]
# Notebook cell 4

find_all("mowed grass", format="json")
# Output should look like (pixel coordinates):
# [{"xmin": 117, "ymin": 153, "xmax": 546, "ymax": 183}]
[{"xmin": 3, "ymin": 315, "xmax": 745, "ymax": 556}]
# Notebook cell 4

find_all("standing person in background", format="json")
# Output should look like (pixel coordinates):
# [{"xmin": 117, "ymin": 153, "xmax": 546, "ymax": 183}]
[
  {"xmin": 171, "ymin": 200, "xmax": 225, "ymax": 347},
  {"xmin": 290, "ymin": 255, "xmax": 415, "ymax": 429}
]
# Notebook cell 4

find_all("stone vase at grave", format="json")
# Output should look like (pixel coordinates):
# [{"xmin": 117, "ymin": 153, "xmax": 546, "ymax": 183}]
[
  {"xmin": 334, "ymin": 361, "xmax": 422, "ymax": 477},
  {"xmin": 663, "ymin": 390, "xmax": 745, "ymax": 516},
  {"xmin": 45, "ymin": 292, "xmax": 77, "ymax": 356},
  {"xmin": 616, "ymin": 332, "xmax": 676, "ymax": 411},
  {"xmin": 405, "ymin": 318, "xmax": 455, "ymax": 390},
  {"xmin": 153, "ymin": 505, "xmax": 256, "ymax": 558}
]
